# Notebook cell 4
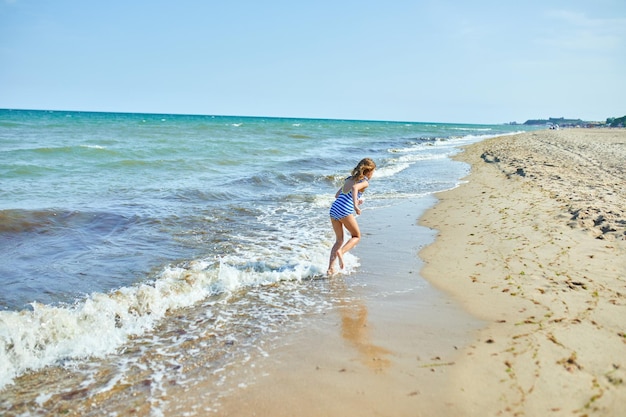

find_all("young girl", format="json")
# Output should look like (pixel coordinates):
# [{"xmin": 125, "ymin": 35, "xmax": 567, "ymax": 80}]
[{"xmin": 327, "ymin": 158, "xmax": 376, "ymax": 275}]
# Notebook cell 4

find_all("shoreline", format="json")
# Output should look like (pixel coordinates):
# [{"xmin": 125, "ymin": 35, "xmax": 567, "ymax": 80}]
[
  {"xmin": 419, "ymin": 129, "xmax": 626, "ymax": 415},
  {"xmin": 170, "ymin": 198, "xmax": 485, "ymax": 416}
]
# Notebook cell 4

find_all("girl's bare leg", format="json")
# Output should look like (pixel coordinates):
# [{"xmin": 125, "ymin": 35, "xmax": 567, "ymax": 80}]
[
  {"xmin": 336, "ymin": 215, "xmax": 361, "ymax": 269},
  {"xmin": 328, "ymin": 218, "xmax": 344, "ymax": 274}
]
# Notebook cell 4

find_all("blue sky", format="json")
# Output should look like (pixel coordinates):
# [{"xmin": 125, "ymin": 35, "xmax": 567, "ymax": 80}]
[{"xmin": 1, "ymin": 1, "xmax": 624, "ymax": 123}]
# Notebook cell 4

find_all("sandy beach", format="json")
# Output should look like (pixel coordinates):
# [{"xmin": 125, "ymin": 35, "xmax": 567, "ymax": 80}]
[
  {"xmin": 420, "ymin": 128, "xmax": 626, "ymax": 416},
  {"xmin": 29, "ymin": 128, "xmax": 620, "ymax": 416},
  {"xmin": 207, "ymin": 129, "xmax": 626, "ymax": 417}
]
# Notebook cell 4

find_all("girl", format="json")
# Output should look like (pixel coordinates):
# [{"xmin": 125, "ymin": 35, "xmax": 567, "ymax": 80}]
[{"xmin": 327, "ymin": 158, "xmax": 376, "ymax": 275}]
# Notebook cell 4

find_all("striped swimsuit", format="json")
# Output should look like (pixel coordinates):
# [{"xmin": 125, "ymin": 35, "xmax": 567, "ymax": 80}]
[{"xmin": 329, "ymin": 177, "xmax": 368, "ymax": 220}]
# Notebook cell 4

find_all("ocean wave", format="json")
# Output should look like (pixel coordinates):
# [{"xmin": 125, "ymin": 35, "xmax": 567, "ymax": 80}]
[
  {"xmin": 1, "ymin": 163, "xmax": 61, "ymax": 178},
  {"xmin": 0, "ymin": 208, "xmax": 167, "ymax": 310},
  {"xmin": 450, "ymin": 127, "xmax": 493, "ymax": 131},
  {"xmin": 376, "ymin": 162, "xmax": 412, "ymax": 178},
  {"xmin": 30, "ymin": 145, "xmax": 113, "ymax": 155},
  {"xmin": 376, "ymin": 152, "xmax": 448, "ymax": 179},
  {"xmin": 0, "ymin": 209, "xmax": 136, "ymax": 235},
  {"xmin": 79, "ymin": 144, "xmax": 107, "ymax": 150},
  {"xmin": 0, "ymin": 250, "xmax": 339, "ymax": 390},
  {"xmin": 169, "ymin": 188, "xmax": 240, "ymax": 203},
  {"xmin": 0, "ymin": 209, "xmax": 56, "ymax": 233}
]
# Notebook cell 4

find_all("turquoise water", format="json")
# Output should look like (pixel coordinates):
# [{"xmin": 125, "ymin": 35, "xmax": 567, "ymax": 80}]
[{"xmin": 0, "ymin": 109, "xmax": 534, "ymax": 410}]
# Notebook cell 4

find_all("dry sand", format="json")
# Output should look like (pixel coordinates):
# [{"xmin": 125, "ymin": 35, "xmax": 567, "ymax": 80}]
[{"xmin": 419, "ymin": 128, "xmax": 626, "ymax": 416}]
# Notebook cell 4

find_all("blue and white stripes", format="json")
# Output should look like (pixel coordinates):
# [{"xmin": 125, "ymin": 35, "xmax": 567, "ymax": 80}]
[{"xmin": 329, "ymin": 191, "xmax": 357, "ymax": 220}]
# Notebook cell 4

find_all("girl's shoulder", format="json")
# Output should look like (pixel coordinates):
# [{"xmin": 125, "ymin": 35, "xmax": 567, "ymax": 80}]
[{"xmin": 345, "ymin": 175, "xmax": 368, "ymax": 188}]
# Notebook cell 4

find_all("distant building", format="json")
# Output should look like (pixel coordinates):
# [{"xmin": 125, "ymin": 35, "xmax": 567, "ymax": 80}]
[{"xmin": 524, "ymin": 117, "xmax": 585, "ymax": 128}]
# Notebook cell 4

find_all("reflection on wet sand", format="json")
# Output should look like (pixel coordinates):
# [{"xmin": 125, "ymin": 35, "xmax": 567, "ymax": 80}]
[{"xmin": 333, "ymin": 280, "xmax": 391, "ymax": 372}]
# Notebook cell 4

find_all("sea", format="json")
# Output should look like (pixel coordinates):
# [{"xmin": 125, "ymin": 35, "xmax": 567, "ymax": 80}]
[{"xmin": 0, "ymin": 109, "xmax": 534, "ymax": 415}]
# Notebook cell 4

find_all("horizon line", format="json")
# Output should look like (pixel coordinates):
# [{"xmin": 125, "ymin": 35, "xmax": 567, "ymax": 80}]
[{"xmin": 0, "ymin": 107, "xmax": 512, "ymax": 126}]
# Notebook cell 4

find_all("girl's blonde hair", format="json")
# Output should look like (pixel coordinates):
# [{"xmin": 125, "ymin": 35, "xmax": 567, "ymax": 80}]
[{"xmin": 351, "ymin": 158, "xmax": 376, "ymax": 181}]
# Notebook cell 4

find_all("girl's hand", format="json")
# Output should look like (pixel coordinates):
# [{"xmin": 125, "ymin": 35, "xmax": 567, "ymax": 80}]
[{"xmin": 355, "ymin": 206, "xmax": 362, "ymax": 215}]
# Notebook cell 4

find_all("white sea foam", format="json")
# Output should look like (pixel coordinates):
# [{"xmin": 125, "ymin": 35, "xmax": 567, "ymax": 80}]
[
  {"xmin": 450, "ymin": 127, "xmax": 493, "ymax": 131},
  {"xmin": 378, "ymin": 151, "xmax": 447, "ymax": 178},
  {"xmin": 79, "ymin": 144, "xmax": 107, "ymax": 149},
  {"xmin": 376, "ymin": 162, "xmax": 411, "ymax": 178}
]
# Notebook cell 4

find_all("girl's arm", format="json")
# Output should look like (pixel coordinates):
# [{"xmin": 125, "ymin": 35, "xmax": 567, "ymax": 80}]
[{"xmin": 351, "ymin": 180, "xmax": 369, "ymax": 214}]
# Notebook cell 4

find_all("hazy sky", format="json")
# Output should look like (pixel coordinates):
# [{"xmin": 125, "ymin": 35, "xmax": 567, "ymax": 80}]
[{"xmin": 1, "ymin": 0, "xmax": 625, "ymax": 123}]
